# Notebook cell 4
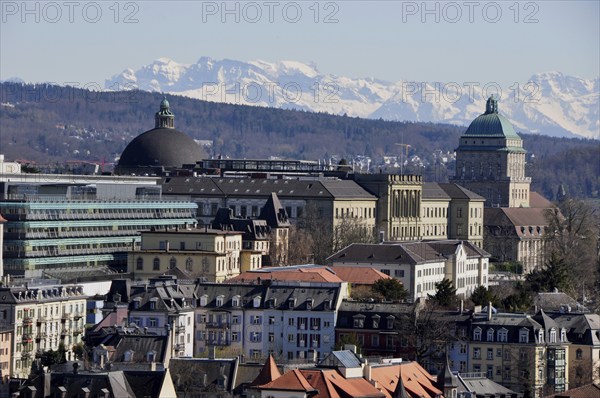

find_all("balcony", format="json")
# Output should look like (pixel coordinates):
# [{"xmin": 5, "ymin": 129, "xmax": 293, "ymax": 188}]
[
  {"xmin": 73, "ymin": 327, "xmax": 84, "ymax": 335},
  {"xmin": 60, "ymin": 328, "xmax": 70, "ymax": 336},
  {"xmin": 208, "ymin": 340, "xmax": 231, "ymax": 346},
  {"xmin": 73, "ymin": 312, "xmax": 83, "ymax": 320},
  {"xmin": 175, "ymin": 325, "xmax": 185, "ymax": 334},
  {"xmin": 174, "ymin": 344, "xmax": 185, "ymax": 352},
  {"xmin": 206, "ymin": 322, "xmax": 230, "ymax": 329},
  {"xmin": 36, "ymin": 316, "xmax": 47, "ymax": 324},
  {"xmin": 35, "ymin": 331, "xmax": 47, "ymax": 340},
  {"xmin": 61, "ymin": 312, "xmax": 72, "ymax": 321},
  {"xmin": 23, "ymin": 317, "xmax": 33, "ymax": 325},
  {"xmin": 22, "ymin": 334, "xmax": 33, "ymax": 343}
]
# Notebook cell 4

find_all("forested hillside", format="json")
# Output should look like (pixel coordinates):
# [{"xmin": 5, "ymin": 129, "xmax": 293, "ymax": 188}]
[{"xmin": 1, "ymin": 83, "xmax": 598, "ymax": 199}]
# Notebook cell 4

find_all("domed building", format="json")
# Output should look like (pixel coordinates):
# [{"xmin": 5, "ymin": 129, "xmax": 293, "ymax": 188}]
[
  {"xmin": 115, "ymin": 98, "xmax": 206, "ymax": 175},
  {"xmin": 453, "ymin": 96, "xmax": 531, "ymax": 208}
]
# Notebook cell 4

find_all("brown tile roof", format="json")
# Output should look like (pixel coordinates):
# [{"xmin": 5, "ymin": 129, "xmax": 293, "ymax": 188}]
[
  {"xmin": 544, "ymin": 383, "xmax": 600, "ymax": 398},
  {"xmin": 249, "ymin": 354, "xmax": 282, "ymax": 388},
  {"xmin": 330, "ymin": 266, "xmax": 391, "ymax": 285},
  {"xmin": 485, "ymin": 207, "xmax": 549, "ymax": 237},
  {"xmin": 259, "ymin": 369, "xmax": 316, "ymax": 392},
  {"xmin": 529, "ymin": 191, "xmax": 553, "ymax": 208},
  {"xmin": 300, "ymin": 369, "xmax": 387, "ymax": 398}
]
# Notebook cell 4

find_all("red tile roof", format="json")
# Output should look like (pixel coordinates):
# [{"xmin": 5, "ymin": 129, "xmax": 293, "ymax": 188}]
[
  {"xmin": 227, "ymin": 268, "xmax": 343, "ymax": 283},
  {"xmin": 259, "ymin": 369, "xmax": 316, "ymax": 392},
  {"xmin": 330, "ymin": 266, "xmax": 392, "ymax": 285},
  {"xmin": 544, "ymin": 383, "xmax": 600, "ymax": 398},
  {"xmin": 370, "ymin": 362, "xmax": 442, "ymax": 398},
  {"xmin": 249, "ymin": 354, "xmax": 281, "ymax": 388}
]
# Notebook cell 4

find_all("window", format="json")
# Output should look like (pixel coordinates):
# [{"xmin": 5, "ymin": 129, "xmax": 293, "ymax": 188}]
[
  {"xmin": 136, "ymin": 258, "xmax": 143, "ymax": 270},
  {"xmin": 487, "ymin": 328, "xmax": 494, "ymax": 342},
  {"xmin": 473, "ymin": 347, "xmax": 481, "ymax": 359},
  {"xmin": 288, "ymin": 334, "xmax": 295, "ymax": 342},
  {"xmin": 460, "ymin": 343, "xmax": 467, "ymax": 354},
  {"xmin": 487, "ymin": 365, "xmax": 493, "ymax": 379},
  {"xmin": 498, "ymin": 328, "xmax": 508, "ymax": 342},
  {"xmin": 216, "ymin": 296, "xmax": 224, "ymax": 307},
  {"xmin": 251, "ymin": 315, "xmax": 262, "ymax": 325},
  {"xmin": 148, "ymin": 318, "xmax": 157, "ymax": 327},
  {"xmin": 394, "ymin": 270, "xmax": 404, "ymax": 278},
  {"xmin": 186, "ymin": 257, "xmax": 193, "ymax": 271},
  {"xmin": 169, "ymin": 257, "xmax": 176, "ymax": 269},
  {"xmin": 576, "ymin": 349, "xmax": 583, "ymax": 360},
  {"xmin": 549, "ymin": 328, "xmax": 557, "ymax": 343},
  {"xmin": 268, "ymin": 333, "xmax": 275, "ymax": 342},
  {"xmin": 519, "ymin": 329, "xmax": 529, "ymax": 343},
  {"xmin": 386, "ymin": 316, "xmax": 395, "ymax": 330},
  {"xmin": 372, "ymin": 335, "xmax": 379, "ymax": 346},
  {"xmin": 288, "ymin": 318, "xmax": 295, "ymax": 326},
  {"xmin": 153, "ymin": 257, "xmax": 160, "ymax": 271},
  {"xmin": 473, "ymin": 327, "xmax": 482, "ymax": 341},
  {"xmin": 268, "ymin": 316, "xmax": 275, "ymax": 325},
  {"xmin": 232, "ymin": 315, "xmax": 240, "ymax": 324},
  {"xmin": 372, "ymin": 316, "xmax": 380, "ymax": 329},
  {"xmin": 353, "ymin": 316, "xmax": 365, "ymax": 328},
  {"xmin": 496, "ymin": 348, "xmax": 502, "ymax": 357},
  {"xmin": 487, "ymin": 348, "xmax": 494, "ymax": 360}
]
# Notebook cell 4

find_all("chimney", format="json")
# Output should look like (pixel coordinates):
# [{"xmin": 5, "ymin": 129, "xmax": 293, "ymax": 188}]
[
  {"xmin": 73, "ymin": 362, "xmax": 79, "ymax": 374},
  {"xmin": 208, "ymin": 346, "xmax": 216, "ymax": 360},
  {"xmin": 57, "ymin": 386, "xmax": 68, "ymax": 398},
  {"xmin": 487, "ymin": 301, "xmax": 492, "ymax": 321},
  {"xmin": 460, "ymin": 299, "xmax": 464, "ymax": 314},
  {"xmin": 80, "ymin": 387, "xmax": 90, "ymax": 398},
  {"xmin": 344, "ymin": 344, "xmax": 357, "ymax": 353},
  {"xmin": 364, "ymin": 363, "xmax": 372, "ymax": 381}
]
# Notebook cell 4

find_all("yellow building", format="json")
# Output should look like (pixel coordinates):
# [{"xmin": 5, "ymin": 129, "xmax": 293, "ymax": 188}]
[{"xmin": 128, "ymin": 228, "xmax": 262, "ymax": 282}]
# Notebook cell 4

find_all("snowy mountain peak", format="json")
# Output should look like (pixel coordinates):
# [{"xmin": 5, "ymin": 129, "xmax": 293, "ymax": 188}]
[{"xmin": 105, "ymin": 56, "xmax": 600, "ymax": 140}]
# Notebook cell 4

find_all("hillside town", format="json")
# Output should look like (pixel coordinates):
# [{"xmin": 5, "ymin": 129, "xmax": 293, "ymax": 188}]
[{"xmin": 0, "ymin": 96, "xmax": 598, "ymax": 398}]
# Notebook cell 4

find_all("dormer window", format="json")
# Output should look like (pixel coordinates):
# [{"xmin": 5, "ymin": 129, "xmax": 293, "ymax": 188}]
[
  {"xmin": 549, "ymin": 328, "xmax": 557, "ymax": 343},
  {"xmin": 306, "ymin": 298, "xmax": 313, "ymax": 310},
  {"xmin": 497, "ymin": 328, "xmax": 508, "ymax": 342},
  {"xmin": 386, "ymin": 315, "xmax": 395, "ymax": 330},
  {"xmin": 372, "ymin": 315, "xmax": 380, "ymax": 329},
  {"xmin": 288, "ymin": 298, "xmax": 296, "ymax": 309},
  {"xmin": 147, "ymin": 351, "xmax": 156, "ymax": 362},
  {"xmin": 353, "ymin": 314, "xmax": 365, "ymax": 328},
  {"xmin": 560, "ymin": 328, "xmax": 567, "ymax": 342},
  {"xmin": 487, "ymin": 328, "xmax": 494, "ymax": 342},
  {"xmin": 200, "ymin": 295, "xmax": 208, "ymax": 307},
  {"xmin": 519, "ymin": 328, "xmax": 529, "ymax": 343},
  {"xmin": 132, "ymin": 297, "xmax": 141, "ymax": 310},
  {"xmin": 473, "ymin": 327, "xmax": 482, "ymax": 341},
  {"xmin": 216, "ymin": 295, "xmax": 224, "ymax": 307},
  {"xmin": 149, "ymin": 298, "xmax": 157, "ymax": 310},
  {"xmin": 232, "ymin": 295, "xmax": 240, "ymax": 307},
  {"xmin": 124, "ymin": 350, "xmax": 134, "ymax": 362},
  {"xmin": 253, "ymin": 296, "xmax": 261, "ymax": 308}
]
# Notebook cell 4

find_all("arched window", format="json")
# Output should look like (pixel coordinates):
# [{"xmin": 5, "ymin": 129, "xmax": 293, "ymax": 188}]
[
  {"xmin": 186, "ymin": 257, "xmax": 193, "ymax": 271},
  {"xmin": 169, "ymin": 257, "xmax": 176, "ymax": 269},
  {"xmin": 153, "ymin": 257, "xmax": 160, "ymax": 271},
  {"xmin": 136, "ymin": 257, "xmax": 143, "ymax": 270}
]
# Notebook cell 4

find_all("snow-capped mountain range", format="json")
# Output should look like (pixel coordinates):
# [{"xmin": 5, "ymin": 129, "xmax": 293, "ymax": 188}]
[{"xmin": 106, "ymin": 57, "xmax": 599, "ymax": 139}]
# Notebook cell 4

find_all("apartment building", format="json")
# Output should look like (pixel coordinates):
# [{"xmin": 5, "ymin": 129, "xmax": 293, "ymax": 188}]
[{"xmin": 0, "ymin": 282, "xmax": 87, "ymax": 379}]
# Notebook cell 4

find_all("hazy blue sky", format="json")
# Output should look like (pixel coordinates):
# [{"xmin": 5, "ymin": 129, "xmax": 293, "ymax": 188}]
[{"xmin": 1, "ymin": 1, "xmax": 598, "ymax": 86}]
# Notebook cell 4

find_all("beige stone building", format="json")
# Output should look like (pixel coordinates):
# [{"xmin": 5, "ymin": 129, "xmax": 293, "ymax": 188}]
[
  {"xmin": 453, "ymin": 96, "xmax": 531, "ymax": 208},
  {"xmin": 128, "ymin": 228, "xmax": 262, "ymax": 282}
]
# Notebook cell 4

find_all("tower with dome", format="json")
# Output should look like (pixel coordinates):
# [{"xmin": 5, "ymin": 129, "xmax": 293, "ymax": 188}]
[
  {"xmin": 115, "ymin": 98, "xmax": 206, "ymax": 175},
  {"xmin": 453, "ymin": 96, "xmax": 531, "ymax": 208}
]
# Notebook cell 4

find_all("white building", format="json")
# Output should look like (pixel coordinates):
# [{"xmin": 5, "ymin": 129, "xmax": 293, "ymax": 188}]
[
  {"xmin": 0, "ymin": 281, "xmax": 87, "ymax": 379},
  {"xmin": 328, "ymin": 240, "xmax": 489, "ymax": 300}
]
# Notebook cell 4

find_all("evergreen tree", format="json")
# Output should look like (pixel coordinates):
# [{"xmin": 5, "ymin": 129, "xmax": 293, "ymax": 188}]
[
  {"xmin": 428, "ymin": 279, "xmax": 458, "ymax": 308},
  {"xmin": 371, "ymin": 278, "xmax": 408, "ymax": 301}
]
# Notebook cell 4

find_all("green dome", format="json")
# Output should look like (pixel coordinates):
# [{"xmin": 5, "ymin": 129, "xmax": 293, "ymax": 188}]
[{"xmin": 464, "ymin": 97, "xmax": 520, "ymax": 139}]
